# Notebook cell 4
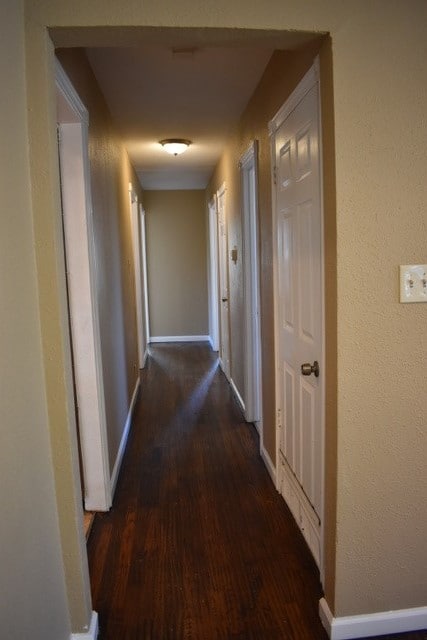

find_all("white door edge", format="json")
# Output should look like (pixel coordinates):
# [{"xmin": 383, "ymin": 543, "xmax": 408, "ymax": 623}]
[
  {"xmin": 128, "ymin": 184, "xmax": 145, "ymax": 368},
  {"xmin": 240, "ymin": 140, "xmax": 263, "ymax": 434},
  {"xmin": 208, "ymin": 196, "xmax": 220, "ymax": 352},
  {"xmin": 217, "ymin": 182, "xmax": 231, "ymax": 379},
  {"xmin": 139, "ymin": 205, "xmax": 151, "ymax": 347}
]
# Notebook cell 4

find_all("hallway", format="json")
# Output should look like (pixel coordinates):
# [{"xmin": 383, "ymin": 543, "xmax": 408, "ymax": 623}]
[{"xmin": 87, "ymin": 344, "xmax": 427, "ymax": 640}]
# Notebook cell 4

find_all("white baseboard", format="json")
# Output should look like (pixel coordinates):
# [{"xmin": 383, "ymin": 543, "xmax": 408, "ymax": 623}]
[
  {"xmin": 319, "ymin": 597, "xmax": 427, "ymax": 640},
  {"xmin": 260, "ymin": 444, "xmax": 276, "ymax": 486},
  {"xmin": 110, "ymin": 376, "xmax": 140, "ymax": 497},
  {"xmin": 149, "ymin": 335, "xmax": 210, "ymax": 343},
  {"xmin": 71, "ymin": 611, "xmax": 98, "ymax": 639},
  {"xmin": 230, "ymin": 378, "xmax": 245, "ymax": 413}
]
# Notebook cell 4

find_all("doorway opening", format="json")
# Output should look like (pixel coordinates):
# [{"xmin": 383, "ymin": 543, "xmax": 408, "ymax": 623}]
[
  {"xmin": 56, "ymin": 60, "xmax": 111, "ymax": 513},
  {"xmin": 47, "ymin": 27, "xmax": 335, "ymax": 637}
]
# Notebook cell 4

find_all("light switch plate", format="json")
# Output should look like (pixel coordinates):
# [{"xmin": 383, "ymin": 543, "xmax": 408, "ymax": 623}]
[{"xmin": 399, "ymin": 264, "xmax": 427, "ymax": 303}]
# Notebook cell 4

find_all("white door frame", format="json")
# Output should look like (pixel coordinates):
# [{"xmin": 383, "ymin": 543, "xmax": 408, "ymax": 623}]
[
  {"xmin": 208, "ymin": 196, "xmax": 220, "ymax": 352},
  {"xmin": 139, "ymin": 204, "xmax": 151, "ymax": 351},
  {"xmin": 217, "ymin": 183, "xmax": 231, "ymax": 379},
  {"xmin": 129, "ymin": 184, "xmax": 145, "ymax": 368},
  {"xmin": 56, "ymin": 60, "xmax": 111, "ymax": 511},
  {"xmin": 240, "ymin": 141, "xmax": 263, "ymax": 432},
  {"xmin": 270, "ymin": 59, "xmax": 325, "ymax": 581}
]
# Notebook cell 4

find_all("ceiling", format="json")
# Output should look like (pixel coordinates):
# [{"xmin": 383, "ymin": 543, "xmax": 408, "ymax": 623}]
[
  {"xmin": 80, "ymin": 28, "xmax": 322, "ymax": 190},
  {"xmin": 86, "ymin": 45, "xmax": 272, "ymax": 190}
]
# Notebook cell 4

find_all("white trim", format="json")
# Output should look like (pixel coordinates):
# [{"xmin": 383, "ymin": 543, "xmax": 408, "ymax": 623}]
[
  {"xmin": 216, "ymin": 182, "xmax": 231, "ymax": 379},
  {"xmin": 56, "ymin": 60, "xmax": 88, "ymax": 125},
  {"xmin": 319, "ymin": 598, "xmax": 427, "ymax": 640},
  {"xmin": 268, "ymin": 58, "xmax": 320, "ymax": 135},
  {"xmin": 260, "ymin": 445, "xmax": 277, "ymax": 486},
  {"xmin": 270, "ymin": 88, "xmax": 282, "ymax": 498},
  {"xmin": 149, "ymin": 335, "xmax": 210, "ymax": 343},
  {"xmin": 56, "ymin": 60, "xmax": 111, "ymax": 513},
  {"xmin": 129, "ymin": 185, "xmax": 145, "ymax": 369},
  {"xmin": 139, "ymin": 205, "xmax": 151, "ymax": 346},
  {"xmin": 207, "ymin": 196, "xmax": 220, "ymax": 352},
  {"xmin": 240, "ymin": 140, "xmax": 263, "ymax": 428},
  {"xmin": 317, "ymin": 56, "xmax": 327, "ymax": 588},
  {"xmin": 230, "ymin": 378, "xmax": 245, "ymax": 413},
  {"xmin": 110, "ymin": 376, "xmax": 140, "ymax": 497},
  {"xmin": 70, "ymin": 611, "xmax": 98, "ymax": 640}
]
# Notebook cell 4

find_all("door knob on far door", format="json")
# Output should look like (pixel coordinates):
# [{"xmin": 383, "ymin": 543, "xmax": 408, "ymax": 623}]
[
  {"xmin": 222, "ymin": 297, "xmax": 228, "ymax": 302},
  {"xmin": 301, "ymin": 360, "xmax": 319, "ymax": 377}
]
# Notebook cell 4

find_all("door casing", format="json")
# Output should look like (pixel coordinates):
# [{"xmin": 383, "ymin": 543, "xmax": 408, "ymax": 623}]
[
  {"xmin": 129, "ymin": 184, "xmax": 146, "ymax": 368},
  {"xmin": 139, "ymin": 204, "xmax": 151, "ymax": 350},
  {"xmin": 240, "ymin": 141, "xmax": 263, "ymax": 432},
  {"xmin": 217, "ymin": 183, "xmax": 231, "ymax": 379},
  {"xmin": 208, "ymin": 196, "xmax": 220, "ymax": 352},
  {"xmin": 56, "ymin": 59, "xmax": 111, "ymax": 511}
]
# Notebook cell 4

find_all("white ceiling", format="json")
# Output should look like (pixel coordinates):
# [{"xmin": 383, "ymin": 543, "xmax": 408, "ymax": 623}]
[
  {"xmin": 80, "ymin": 27, "xmax": 322, "ymax": 191},
  {"xmin": 86, "ymin": 45, "xmax": 273, "ymax": 189}
]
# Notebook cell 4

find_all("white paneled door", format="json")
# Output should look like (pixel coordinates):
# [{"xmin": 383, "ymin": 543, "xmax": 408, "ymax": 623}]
[{"xmin": 271, "ymin": 62, "xmax": 324, "ymax": 569}]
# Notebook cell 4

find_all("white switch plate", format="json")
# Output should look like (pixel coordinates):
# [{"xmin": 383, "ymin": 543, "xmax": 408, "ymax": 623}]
[{"xmin": 399, "ymin": 264, "xmax": 427, "ymax": 303}]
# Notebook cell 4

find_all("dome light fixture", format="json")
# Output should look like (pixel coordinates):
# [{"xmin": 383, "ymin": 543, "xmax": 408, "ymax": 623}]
[{"xmin": 159, "ymin": 138, "xmax": 192, "ymax": 156}]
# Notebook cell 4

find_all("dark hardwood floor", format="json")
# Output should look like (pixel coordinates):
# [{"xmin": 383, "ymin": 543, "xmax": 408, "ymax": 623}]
[{"xmin": 88, "ymin": 343, "xmax": 427, "ymax": 640}]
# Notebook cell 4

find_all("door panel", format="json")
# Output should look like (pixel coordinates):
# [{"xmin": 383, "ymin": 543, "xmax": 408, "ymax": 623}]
[{"xmin": 273, "ymin": 70, "xmax": 323, "ymax": 556}]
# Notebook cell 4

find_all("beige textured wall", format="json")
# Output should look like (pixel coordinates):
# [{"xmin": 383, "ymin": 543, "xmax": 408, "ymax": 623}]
[
  {"xmin": 0, "ymin": 1, "xmax": 71, "ymax": 638},
  {"xmin": 144, "ymin": 190, "xmax": 208, "ymax": 337},
  {"xmin": 20, "ymin": 0, "xmax": 427, "ymax": 631},
  {"xmin": 56, "ymin": 49, "xmax": 142, "ymax": 474},
  {"xmin": 329, "ymin": 4, "xmax": 427, "ymax": 615}
]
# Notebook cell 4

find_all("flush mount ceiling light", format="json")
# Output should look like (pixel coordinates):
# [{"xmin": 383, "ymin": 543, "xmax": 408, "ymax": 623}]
[{"xmin": 159, "ymin": 139, "xmax": 192, "ymax": 156}]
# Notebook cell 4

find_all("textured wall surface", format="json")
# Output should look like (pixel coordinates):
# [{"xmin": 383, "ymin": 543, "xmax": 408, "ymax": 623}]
[
  {"xmin": 145, "ymin": 190, "xmax": 208, "ymax": 337},
  {"xmin": 19, "ymin": 0, "xmax": 427, "ymax": 631},
  {"xmin": 0, "ymin": 1, "xmax": 71, "ymax": 638}
]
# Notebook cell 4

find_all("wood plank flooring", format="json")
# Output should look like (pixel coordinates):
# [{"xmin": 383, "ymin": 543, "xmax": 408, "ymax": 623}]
[{"xmin": 87, "ymin": 343, "xmax": 427, "ymax": 640}]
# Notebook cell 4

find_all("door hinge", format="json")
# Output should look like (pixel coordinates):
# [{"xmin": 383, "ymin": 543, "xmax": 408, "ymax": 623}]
[
  {"xmin": 273, "ymin": 165, "xmax": 277, "ymax": 186},
  {"xmin": 276, "ymin": 407, "xmax": 282, "ymax": 429}
]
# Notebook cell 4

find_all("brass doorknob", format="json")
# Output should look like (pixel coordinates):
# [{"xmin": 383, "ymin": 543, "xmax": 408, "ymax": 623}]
[
  {"xmin": 222, "ymin": 297, "xmax": 228, "ymax": 302},
  {"xmin": 301, "ymin": 361, "xmax": 319, "ymax": 377}
]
